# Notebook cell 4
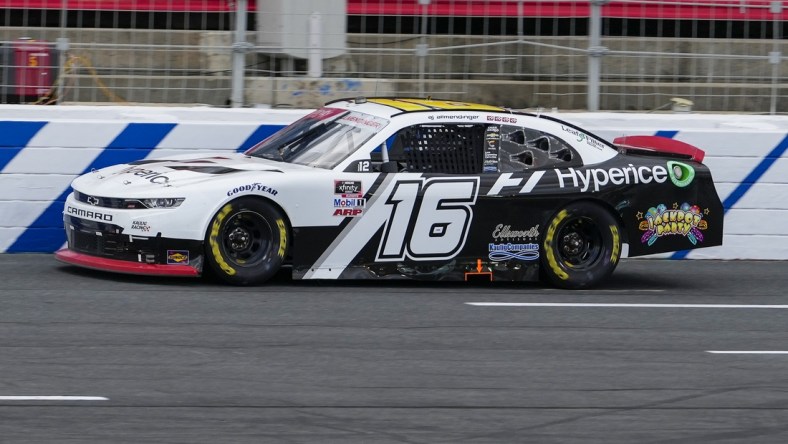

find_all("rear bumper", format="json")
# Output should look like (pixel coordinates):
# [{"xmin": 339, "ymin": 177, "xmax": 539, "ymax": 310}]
[{"xmin": 55, "ymin": 249, "xmax": 200, "ymax": 277}]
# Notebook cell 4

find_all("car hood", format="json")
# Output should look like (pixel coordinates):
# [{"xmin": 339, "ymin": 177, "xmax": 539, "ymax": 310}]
[{"xmin": 71, "ymin": 153, "xmax": 311, "ymax": 195}]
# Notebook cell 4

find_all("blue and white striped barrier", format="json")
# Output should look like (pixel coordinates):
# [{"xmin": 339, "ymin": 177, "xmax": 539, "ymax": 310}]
[{"xmin": 1, "ymin": 105, "xmax": 786, "ymax": 259}]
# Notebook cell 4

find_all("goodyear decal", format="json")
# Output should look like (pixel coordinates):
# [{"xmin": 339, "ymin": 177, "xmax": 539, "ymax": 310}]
[
  {"xmin": 209, "ymin": 204, "xmax": 237, "ymax": 276},
  {"xmin": 610, "ymin": 225, "xmax": 620, "ymax": 264},
  {"xmin": 544, "ymin": 209, "xmax": 570, "ymax": 280},
  {"xmin": 277, "ymin": 218, "xmax": 287, "ymax": 259}
]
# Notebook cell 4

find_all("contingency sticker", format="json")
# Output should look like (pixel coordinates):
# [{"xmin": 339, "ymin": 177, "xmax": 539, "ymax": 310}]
[
  {"xmin": 483, "ymin": 126, "xmax": 501, "ymax": 173},
  {"xmin": 167, "ymin": 250, "xmax": 190, "ymax": 265}
]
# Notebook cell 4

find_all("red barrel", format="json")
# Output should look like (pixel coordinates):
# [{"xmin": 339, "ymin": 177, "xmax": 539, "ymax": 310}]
[{"xmin": 13, "ymin": 38, "xmax": 52, "ymax": 97}]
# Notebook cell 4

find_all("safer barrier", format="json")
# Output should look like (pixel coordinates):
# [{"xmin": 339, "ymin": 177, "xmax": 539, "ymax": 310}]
[{"xmin": 1, "ymin": 105, "xmax": 785, "ymax": 259}]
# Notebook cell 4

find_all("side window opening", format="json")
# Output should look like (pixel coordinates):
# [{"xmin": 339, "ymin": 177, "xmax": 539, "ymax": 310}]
[
  {"xmin": 372, "ymin": 122, "xmax": 580, "ymax": 174},
  {"xmin": 386, "ymin": 124, "xmax": 485, "ymax": 174}
]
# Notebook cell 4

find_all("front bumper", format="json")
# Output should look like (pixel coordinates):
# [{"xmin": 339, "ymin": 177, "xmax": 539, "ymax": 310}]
[
  {"xmin": 59, "ymin": 214, "xmax": 204, "ymax": 277},
  {"xmin": 55, "ymin": 249, "xmax": 200, "ymax": 276}
]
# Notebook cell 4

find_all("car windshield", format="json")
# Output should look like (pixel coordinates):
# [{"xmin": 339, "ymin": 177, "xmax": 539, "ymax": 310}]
[{"xmin": 245, "ymin": 107, "xmax": 389, "ymax": 169}]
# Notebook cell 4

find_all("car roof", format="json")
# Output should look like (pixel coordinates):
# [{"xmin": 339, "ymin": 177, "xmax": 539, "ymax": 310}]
[
  {"xmin": 322, "ymin": 97, "xmax": 619, "ymax": 168},
  {"xmin": 324, "ymin": 97, "xmax": 519, "ymax": 119}
]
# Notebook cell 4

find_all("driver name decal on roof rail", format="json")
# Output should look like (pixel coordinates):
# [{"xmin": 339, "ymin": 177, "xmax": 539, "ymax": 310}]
[{"xmin": 428, "ymin": 114, "xmax": 481, "ymax": 121}]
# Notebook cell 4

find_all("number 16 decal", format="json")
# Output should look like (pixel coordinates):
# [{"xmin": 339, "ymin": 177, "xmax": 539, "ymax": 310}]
[{"xmin": 377, "ymin": 177, "xmax": 479, "ymax": 261}]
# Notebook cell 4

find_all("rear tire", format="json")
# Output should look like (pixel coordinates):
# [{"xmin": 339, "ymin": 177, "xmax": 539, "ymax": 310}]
[
  {"xmin": 541, "ymin": 202, "xmax": 621, "ymax": 289},
  {"xmin": 205, "ymin": 198, "xmax": 289, "ymax": 285}
]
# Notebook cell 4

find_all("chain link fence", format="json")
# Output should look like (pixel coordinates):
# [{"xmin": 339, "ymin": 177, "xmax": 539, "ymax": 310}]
[{"xmin": 0, "ymin": 0, "xmax": 786, "ymax": 112}]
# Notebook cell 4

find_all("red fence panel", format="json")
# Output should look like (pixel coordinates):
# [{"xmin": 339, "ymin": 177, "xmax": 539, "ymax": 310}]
[{"xmin": 2, "ymin": 0, "xmax": 787, "ymax": 20}]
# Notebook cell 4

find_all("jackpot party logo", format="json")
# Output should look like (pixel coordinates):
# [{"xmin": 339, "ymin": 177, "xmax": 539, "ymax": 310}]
[{"xmin": 637, "ymin": 203, "xmax": 709, "ymax": 246}]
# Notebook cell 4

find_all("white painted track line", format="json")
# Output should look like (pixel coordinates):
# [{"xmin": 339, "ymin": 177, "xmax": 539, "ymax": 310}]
[
  {"xmin": 707, "ymin": 351, "xmax": 788, "ymax": 354},
  {"xmin": 466, "ymin": 303, "xmax": 788, "ymax": 308},
  {"xmin": 0, "ymin": 396, "xmax": 109, "ymax": 401}
]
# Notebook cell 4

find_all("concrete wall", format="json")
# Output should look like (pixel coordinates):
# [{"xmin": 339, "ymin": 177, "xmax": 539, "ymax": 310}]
[{"xmin": 0, "ymin": 105, "xmax": 785, "ymax": 259}]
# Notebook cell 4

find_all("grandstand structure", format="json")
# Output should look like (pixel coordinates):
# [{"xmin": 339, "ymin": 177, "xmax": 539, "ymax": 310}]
[{"xmin": 0, "ymin": 0, "xmax": 786, "ymax": 112}]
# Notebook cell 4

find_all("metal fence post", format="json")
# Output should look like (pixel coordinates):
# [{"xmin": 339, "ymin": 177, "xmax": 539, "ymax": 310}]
[
  {"xmin": 587, "ymin": 0, "xmax": 608, "ymax": 111},
  {"xmin": 307, "ymin": 12, "xmax": 324, "ymax": 78},
  {"xmin": 58, "ymin": 0, "xmax": 68, "ymax": 105},
  {"xmin": 417, "ymin": 0, "xmax": 431, "ymax": 97},
  {"xmin": 231, "ymin": 0, "xmax": 249, "ymax": 108},
  {"xmin": 769, "ymin": 1, "xmax": 782, "ymax": 115}
]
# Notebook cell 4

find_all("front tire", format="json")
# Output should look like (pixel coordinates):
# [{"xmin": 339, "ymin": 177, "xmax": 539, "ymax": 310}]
[
  {"xmin": 541, "ymin": 202, "xmax": 621, "ymax": 289},
  {"xmin": 205, "ymin": 198, "xmax": 289, "ymax": 285}
]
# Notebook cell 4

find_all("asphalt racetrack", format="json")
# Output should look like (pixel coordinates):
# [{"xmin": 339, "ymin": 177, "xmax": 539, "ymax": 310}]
[{"xmin": 2, "ymin": 255, "xmax": 788, "ymax": 443}]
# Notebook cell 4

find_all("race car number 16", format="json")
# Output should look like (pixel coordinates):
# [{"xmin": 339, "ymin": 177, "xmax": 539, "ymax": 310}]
[{"xmin": 377, "ymin": 177, "xmax": 479, "ymax": 261}]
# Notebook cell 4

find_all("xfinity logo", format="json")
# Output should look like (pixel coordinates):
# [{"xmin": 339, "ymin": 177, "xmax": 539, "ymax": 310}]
[
  {"xmin": 67, "ymin": 205, "xmax": 113, "ymax": 222},
  {"xmin": 334, "ymin": 180, "xmax": 362, "ymax": 197}
]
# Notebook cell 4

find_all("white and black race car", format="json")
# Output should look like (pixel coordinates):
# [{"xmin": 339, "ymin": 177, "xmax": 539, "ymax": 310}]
[{"xmin": 56, "ymin": 98, "xmax": 723, "ymax": 288}]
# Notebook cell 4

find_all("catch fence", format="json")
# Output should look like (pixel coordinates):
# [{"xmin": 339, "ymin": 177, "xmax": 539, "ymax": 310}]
[{"xmin": 0, "ymin": 0, "xmax": 786, "ymax": 112}]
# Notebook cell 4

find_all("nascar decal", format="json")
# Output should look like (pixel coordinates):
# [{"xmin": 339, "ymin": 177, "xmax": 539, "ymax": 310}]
[{"xmin": 305, "ymin": 175, "xmax": 480, "ymax": 279}]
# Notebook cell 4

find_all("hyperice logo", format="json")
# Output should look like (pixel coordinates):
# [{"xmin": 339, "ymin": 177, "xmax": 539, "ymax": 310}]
[{"xmin": 637, "ymin": 203, "xmax": 709, "ymax": 246}]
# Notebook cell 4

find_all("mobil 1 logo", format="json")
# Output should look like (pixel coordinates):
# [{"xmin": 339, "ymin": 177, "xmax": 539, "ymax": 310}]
[{"xmin": 377, "ymin": 177, "xmax": 479, "ymax": 261}]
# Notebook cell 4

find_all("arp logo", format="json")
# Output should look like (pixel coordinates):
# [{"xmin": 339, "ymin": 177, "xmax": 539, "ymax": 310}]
[{"xmin": 333, "ymin": 208, "xmax": 363, "ymax": 217}]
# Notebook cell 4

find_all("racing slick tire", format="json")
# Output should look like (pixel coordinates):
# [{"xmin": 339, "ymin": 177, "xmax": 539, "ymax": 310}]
[
  {"xmin": 205, "ymin": 198, "xmax": 289, "ymax": 285},
  {"xmin": 541, "ymin": 201, "xmax": 622, "ymax": 289}
]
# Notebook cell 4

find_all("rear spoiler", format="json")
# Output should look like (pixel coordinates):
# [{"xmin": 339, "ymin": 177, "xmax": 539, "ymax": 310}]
[{"xmin": 613, "ymin": 135, "xmax": 705, "ymax": 163}]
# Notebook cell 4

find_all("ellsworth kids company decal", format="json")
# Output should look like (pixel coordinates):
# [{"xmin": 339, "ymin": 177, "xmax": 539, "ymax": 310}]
[{"xmin": 637, "ymin": 202, "xmax": 709, "ymax": 246}]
